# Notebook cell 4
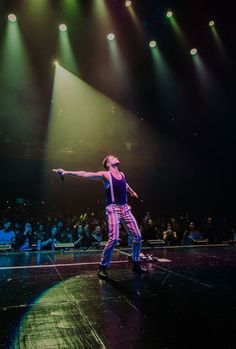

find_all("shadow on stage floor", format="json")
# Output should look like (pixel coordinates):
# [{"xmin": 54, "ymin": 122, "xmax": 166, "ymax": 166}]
[{"xmin": 0, "ymin": 245, "xmax": 236, "ymax": 349}]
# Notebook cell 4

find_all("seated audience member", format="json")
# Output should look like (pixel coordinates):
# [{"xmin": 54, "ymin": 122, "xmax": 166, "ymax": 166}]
[
  {"xmin": 35, "ymin": 223, "xmax": 48, "ymax": 241},
  {"xmin": 65, "ymin": 226, "xmax": 74, "ymax": 243},
  {"xmin": 34, "ymin": 223, "xmax": 50, "ymax": 250},
  {"xmin": 83, "ymin": 223, "xmax": 92, "ymax": 248},
  {"xmin": 49, "ymin": 225, "xmax": 60, "ymax": 246},
  {"xmin": 36, "ymin": 225, "xmax": 60, "ymax": 250},
  {"xmin": 182, "ymin": 222, "xmax": 205, "ymax": 245},
  {"xmin": 170, "ymin": 216, "xmax": 180, "ymax": 233},
  {"xmin": 74, "ymin": 224, "xmax": 84, "ymax": 248},
  {"xmin": 218, "ymin": 217, "xmax": 231, "ymax": 243},
  {"xmin": 18, "ymin": 222, "xmax": 33, "ymax": 251},
  {"xmin": 162, "ymin": 223, "xmax": 177, "ymax": 246},
  {"xmin": 91, "ymin": 225, "xmax": 102, "ymax": 249},
  {"xmin": 57, "ymin": 220, "xmax": 65, "ymax": 233},
  {"xmin": 14, "ymin": 222, "xmax": 22, "ymax": 249},
  {"xmin": 59, "ymin": 225, "xmax": 73, "ymax": 243},
  {"xmin": 0, "ymin": 220, "xmax": 15, "ymax": 248},
  {"xmin": 58, "ymin": 226, "xmax": 74, "ymax": 251},
  {"xmin": 202, "ymin": 217, "xmax": 217, "ymax": 244}
]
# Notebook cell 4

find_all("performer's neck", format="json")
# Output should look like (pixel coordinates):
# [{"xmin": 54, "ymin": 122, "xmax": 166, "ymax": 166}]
[{"xmin": 109, "ymin": 166, "xmax": 120, "ymax": 175}]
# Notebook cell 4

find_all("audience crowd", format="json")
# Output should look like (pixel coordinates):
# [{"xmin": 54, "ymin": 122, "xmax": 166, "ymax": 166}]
[{"xmin": 0, "ymin": 200, "xmax": 235, "ymax": 252}]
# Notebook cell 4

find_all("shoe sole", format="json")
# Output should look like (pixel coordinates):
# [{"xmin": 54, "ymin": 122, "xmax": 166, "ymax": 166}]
[{"xmin": 97, "ymin": 273, "xmax": 109, "ymax": 280}]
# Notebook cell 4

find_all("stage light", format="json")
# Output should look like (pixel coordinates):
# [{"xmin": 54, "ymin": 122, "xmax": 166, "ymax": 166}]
[
  {"xmin": 190, "ymin": 48, "xmax": 198, "ymax": 55},
  {"xmin": 107, "ymin": 33, "xmax": 115, "ymax": 41},
  {"xmin": 59, "ymin": 24, "xmax": 67, "ymax": 32},
  {"xmin": 54, "ymin": 60, "xmax": 59, "ymax": 66},
  {"xmin": 209, "ymin": 20, "xmax": 215, "ymax": 27},
  {"xmin": 166, "ymin": 11, "xmax": 173, "ymax": 18},
  {"xmin": 125, "ymin": 1, "xmax": 132, "ymax": 7},
  {"xmin": 149, "ymin": 40, "xmax": 157, "ymax": 48},
  {"xmin": 8, "ymin": 14, "xmax": 17, "ymax": 22}
]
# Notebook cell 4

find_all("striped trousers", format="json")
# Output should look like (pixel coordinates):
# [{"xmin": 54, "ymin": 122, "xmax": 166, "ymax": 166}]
[{"xmin": 100, "ymin": 204, "xmax": 142, "ymax": 268}]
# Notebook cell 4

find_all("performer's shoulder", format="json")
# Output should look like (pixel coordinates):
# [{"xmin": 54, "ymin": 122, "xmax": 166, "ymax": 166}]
[{"xmin": 100, "ymin": 171, "xmax": 110, "ymax": 181}]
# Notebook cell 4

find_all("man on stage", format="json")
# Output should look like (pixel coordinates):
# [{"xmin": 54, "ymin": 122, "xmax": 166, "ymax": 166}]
[{"xmin": 53, "ymin": 155, "xmax": 147, "ymax": 278}]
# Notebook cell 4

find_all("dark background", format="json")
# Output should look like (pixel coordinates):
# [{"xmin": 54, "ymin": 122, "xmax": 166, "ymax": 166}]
[{"xmin": 0, "ymin": 0, "xmax": 235, "ymax": 216}]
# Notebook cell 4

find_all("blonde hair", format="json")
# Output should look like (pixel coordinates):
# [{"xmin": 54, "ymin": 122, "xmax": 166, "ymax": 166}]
[{"xmin": 102, "ymin": 155, "xmax": 115, "ymax": 169}]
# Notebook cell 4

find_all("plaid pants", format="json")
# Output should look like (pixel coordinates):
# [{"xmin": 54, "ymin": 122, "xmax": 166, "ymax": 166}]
[{"xmin": 100, "ymin": 204, "xmax": 142, "ymax": 268}]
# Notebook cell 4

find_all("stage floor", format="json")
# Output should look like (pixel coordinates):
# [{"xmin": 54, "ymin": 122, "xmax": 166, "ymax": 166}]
[{"xmin": 1, "ymin": 245, "xmax": 236, "ymax": 349}]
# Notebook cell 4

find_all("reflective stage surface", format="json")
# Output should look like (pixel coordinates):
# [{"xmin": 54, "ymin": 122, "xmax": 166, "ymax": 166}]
[{"xmin": 1, "ymin": 246, "xmax": 236, "ymax": 349}]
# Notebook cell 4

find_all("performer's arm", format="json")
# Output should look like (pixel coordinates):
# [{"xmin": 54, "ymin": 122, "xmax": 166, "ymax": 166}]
[
  {"xmin": 163, "ymin": 231, "xmax": 167, "ymax": 240},
  {"xmin": 126, "ymin": 183, "xmax": 138, "ymax": 198},
  {"xmin": 52, "ymin": 168, "xmax": 106, "ymax": 181}
]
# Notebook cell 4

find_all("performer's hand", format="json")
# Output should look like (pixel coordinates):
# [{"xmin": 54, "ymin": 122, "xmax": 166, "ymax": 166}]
[
  {"xmin": 52, "ymin": 168, "xmax": 65, "ymax": 176},
  {"xmin": 131, "ymin": 191, "xmax": 138, "ymax": 199}
]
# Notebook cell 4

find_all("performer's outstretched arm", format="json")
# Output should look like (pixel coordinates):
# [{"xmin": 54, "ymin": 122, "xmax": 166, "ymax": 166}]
[
  {"xmin": 52, "ymin": 169, "xmax": 107, "ymax": 181},
  {"xmin": 126, "ymin": 183, "xmax": 138, "ymax": 198}
]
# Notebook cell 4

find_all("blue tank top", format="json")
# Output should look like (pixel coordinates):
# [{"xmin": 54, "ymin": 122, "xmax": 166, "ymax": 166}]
[{"xmin": 105, "ymin": 173, "xmax": 127, "ymax": 205}]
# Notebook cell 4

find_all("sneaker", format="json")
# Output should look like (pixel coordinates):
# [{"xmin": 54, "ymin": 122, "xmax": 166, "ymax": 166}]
[
  {"xmin": 146, "ymin": 254, "xmax": 153, "ymax": 261},
  {"xmin": 97, "ymin": 265, "xmax": 109, "ymax": 279},
  {"xmin": 132, "ymin": 262, "xmax": 148, "ymax": 274},
  {"xmin": 140, "ymin": 252, "xmax": 147, "ymax": 261}
]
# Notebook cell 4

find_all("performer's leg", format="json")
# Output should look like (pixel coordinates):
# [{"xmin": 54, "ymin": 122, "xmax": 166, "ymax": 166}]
[
  {"xmin": 100, "ymin": 206, "xmax": 119, "ymax": 268},
  {"xmin": 122, "ymin": 206, "xmax": 142, "ymax": 262}
]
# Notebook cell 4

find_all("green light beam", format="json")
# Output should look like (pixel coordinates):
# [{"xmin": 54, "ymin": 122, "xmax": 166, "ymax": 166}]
[
  {"xmin": 210, "ymin": 26, "xmax": 230, "ymax": 71},
  {"xmin": 60, "ymin": 0, "xmax": 81, "ymax": 19},
  {"xmin": 93, "ymin": 0, "xmax": 111, "ymax": 26},
  {"xmin": 41, "ymin": 64, "xmax": 158, "ymax": 198},
  {"xmin": 0, "ymin": 20, "xmax": 41, "ymax": 142},
  {"xmin": 169, "ymin": 16, "xmax": 188, "ymax": 46},
  {"xmin": 22, "ymin": 0, "xmax": 49, "ymax": 12},
  {"xmin": 192, "ymin": 54, "xmax": 212, "ymax": 88},
  {"xmin": 150, "ymin": 46, "xmax": 179, "ymax": 115},
  {"xmin": 151, "ymin": 46, "xmax": 175, "ymax": 96},
  {"xmin": 107, "ymin": 38, "xmax": 131, "ymax": 95},
  {"xmin": 127, "ymin": 7, "xmax": 145, "ymax": 40},
  {"xmin": 45, "ymin": 65, "xmax": 155, "ymax": 155},
  {"xmin": 211, "ymin": 26, "xmax": 225, "ymax": 53},
  {"xmin": 21, "ymin": 0, "xmax": 52, "ymax": 18},
  {"xmin": 192, "ymin": 53, "xmax": 220, "ymax": 107},
  {"xmin": 58, "ymin": 30, "xmax": 79, "ymax": 75}
]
